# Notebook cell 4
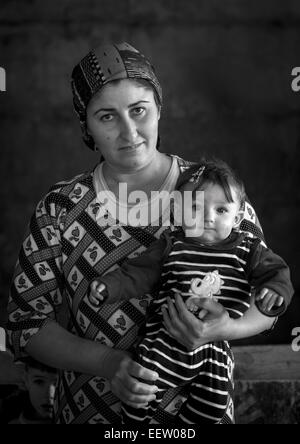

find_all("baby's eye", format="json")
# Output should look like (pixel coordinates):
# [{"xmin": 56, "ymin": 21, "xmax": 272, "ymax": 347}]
[{"xmin": 217, "ymin": 207, "xmax": 228, "ymax": 214}]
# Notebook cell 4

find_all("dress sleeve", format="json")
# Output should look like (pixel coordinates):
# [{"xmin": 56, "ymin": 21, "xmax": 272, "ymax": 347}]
[
  {"xmin": 99, "ymin": 234, "xmax": 169, "ymax": 304},
  {"xmin": 240, "ymin": 200, "xmax": 265, "ymax": 243},
  {"xmin": 6, "ymin": 195, "xmax": 64, "ymax": 360},
  {"xmin": 247, "ymin": 240, "xmax": 294, "ymax": 317}
]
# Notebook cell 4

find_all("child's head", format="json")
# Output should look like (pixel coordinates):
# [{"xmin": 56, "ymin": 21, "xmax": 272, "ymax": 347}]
[
  {"xmin": 23, "ymin": 357, "xmax": 58, "ymax": 421},
  {"xmin": 175, "ymin": 158, "xmax": 245, "ymax": 243}
]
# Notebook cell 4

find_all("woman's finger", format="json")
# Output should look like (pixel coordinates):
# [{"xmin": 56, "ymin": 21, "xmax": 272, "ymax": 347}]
[
  {"xmin": 162, "ymin": 298, "xmax": 205, "ymax": 349},
  {"xmin": 126, "ymin": 359, "xmax": 159, "ymax": 385},
  {"xmin": 194, "ymin": 297, "xmax": 225, "ymax": 318},
  {"xmin": 110, "ymin": 358, "xmax": 159, "ymax": 407},
  {"xmin": 111, "ymin": 378, "xmax": 157, "ymax": 406},
  {"xmin": 173, "ymin": 293, "xmax": 204, "ymax": 336},
  {"xmin": 165, "ymin": 297, "xmax": 188, "ymax": 337},
  {"xmin": 162, "ymin": 306, "xmax": 178, "ymax": 339},
  {"xmin": 174, "ymin": 293, "xmax": 196, "ymax": 324}
]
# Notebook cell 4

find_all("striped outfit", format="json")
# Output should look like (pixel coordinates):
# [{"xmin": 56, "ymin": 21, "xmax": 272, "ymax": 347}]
[
  {"xmin": 124, "ymin": 231, "xmax": 249, "ymax": 423},
  {"xmin": 6, "ymin": 155, "xmax": 265, "ymax": 424},
  {"xmin": 100, "ymin": 231, "xmax": 292, "ymax": 424}
]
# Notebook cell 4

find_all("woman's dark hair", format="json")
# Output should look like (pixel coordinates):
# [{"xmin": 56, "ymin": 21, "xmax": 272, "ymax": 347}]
[{"xmin": 176, "ymin": 158, "xmax": 246, "ymax": 208}]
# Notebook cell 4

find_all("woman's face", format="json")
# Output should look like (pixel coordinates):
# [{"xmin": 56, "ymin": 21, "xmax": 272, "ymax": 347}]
[{"xmin": 86, "ymin": 79, "xmax": 161, "ymax": 172}]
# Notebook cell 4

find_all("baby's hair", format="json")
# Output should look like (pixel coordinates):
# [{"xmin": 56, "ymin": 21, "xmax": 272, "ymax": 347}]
[
  {"xmin": 176, "ymin": 158, "xmax": 246, "ymax": 209},
  {"xmin": 23, "ymin": 357, "xmax": 57, "ymax": 375}
]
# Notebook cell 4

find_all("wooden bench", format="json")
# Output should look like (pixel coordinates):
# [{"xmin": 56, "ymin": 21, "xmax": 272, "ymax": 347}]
[{"xmin": 233, "ymin": 345, "xmax": 300, "ymax": 380}]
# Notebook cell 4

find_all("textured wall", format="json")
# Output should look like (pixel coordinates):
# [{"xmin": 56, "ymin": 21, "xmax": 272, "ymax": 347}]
[
  {"xmin": 235, "ymin": 380, "xmax": 300, "ymax": 424},
  {"xmin": 0, "ymin": 1, "xmax": 299, "ymax": 344}
]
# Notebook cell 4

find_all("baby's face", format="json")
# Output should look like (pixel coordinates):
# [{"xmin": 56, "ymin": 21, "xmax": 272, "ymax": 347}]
[{"xmin": 180, "ymin": 182, "xmax": 242, "ymax": 244}]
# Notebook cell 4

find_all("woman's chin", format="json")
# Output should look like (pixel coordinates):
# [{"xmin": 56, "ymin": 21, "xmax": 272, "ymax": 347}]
[{"xmin": 119, "ymin": 149, "xmax": 155, "ymax": 171}]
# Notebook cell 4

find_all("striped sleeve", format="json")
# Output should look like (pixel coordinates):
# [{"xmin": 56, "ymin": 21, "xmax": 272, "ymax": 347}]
[{"xmin": 6, "ymin": 193, "xmax": 64, "ymax": 360}]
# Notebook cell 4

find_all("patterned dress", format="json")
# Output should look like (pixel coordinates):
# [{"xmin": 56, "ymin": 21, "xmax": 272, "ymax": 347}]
[{"xmin": 6, "ymin": 155, "xmax": 262, "ymax": 424}]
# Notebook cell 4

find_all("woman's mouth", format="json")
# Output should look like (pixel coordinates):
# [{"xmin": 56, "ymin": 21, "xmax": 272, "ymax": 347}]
[{"xmin": 119, "ymin": 142, "xmax": 144, "ymax": 151}]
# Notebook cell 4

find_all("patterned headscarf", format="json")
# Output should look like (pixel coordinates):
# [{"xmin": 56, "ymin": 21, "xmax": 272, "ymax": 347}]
[{"xmin": 71, "ymin": 42, "xmax": 162, "ymax": 151}]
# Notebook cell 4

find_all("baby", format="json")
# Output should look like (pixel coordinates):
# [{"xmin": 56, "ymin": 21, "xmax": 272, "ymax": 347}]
[{"xmin": 88, "ymin": 159, "xmax": 293, "ymax": 424}]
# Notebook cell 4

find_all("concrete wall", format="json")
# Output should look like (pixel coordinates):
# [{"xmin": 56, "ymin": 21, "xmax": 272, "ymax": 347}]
[{"xmin": 0, "ymin": 1, "xmax": 299, "ymax": 343}]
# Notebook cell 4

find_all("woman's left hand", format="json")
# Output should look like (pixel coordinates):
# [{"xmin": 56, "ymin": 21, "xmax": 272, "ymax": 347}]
[{"xmin": 162, "ymin": 293, "xmax": 232, "ymax": 350}]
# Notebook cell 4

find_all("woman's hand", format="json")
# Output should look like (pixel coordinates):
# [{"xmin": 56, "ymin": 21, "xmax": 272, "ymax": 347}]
[
  {"xmin": 162, "ymin": 293, "xmax": 232, "ymax": 350},
  {"xmin": 108, "ymin": 350, "xmax": 159, "ymax": 408}
]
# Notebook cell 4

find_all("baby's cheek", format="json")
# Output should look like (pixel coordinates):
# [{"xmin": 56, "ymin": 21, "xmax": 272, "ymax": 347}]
[{"xmin": 220, "ymin": 221, "xmax": 233, "ymax": 235}]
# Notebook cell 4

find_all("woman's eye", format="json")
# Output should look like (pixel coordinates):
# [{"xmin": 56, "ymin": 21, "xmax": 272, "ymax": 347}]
[
  {"xmin": 132, "ymin": 107, "xmax": 145, "ymax": 116},
  {"xmin": 217, "ymin": 208, "xmax": 227, "ymax": 214},
  {"xmin": 100, "ymin": 114, "xmax": 114, "ymax": 122}
]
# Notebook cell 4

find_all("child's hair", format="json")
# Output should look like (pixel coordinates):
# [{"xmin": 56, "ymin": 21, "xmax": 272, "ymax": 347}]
[
  {"xmin": 23, "ymin": 357, "xmax": 57, "ymax": 375},
  {"xmin": 176, "ymin": 158, "xmax": 246, "ymax": 209}
]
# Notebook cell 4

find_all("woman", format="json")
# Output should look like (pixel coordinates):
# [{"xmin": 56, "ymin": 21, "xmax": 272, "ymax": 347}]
[{"xmin": 7, "ymin": 42, "xmax": 275, "ymax": 424}]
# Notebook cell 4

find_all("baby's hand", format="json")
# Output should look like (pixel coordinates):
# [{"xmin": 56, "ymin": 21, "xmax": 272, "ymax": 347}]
[
  {"xmin": 255, "ymin": 288, "xmax": 284, "ymax": 312},
  {"xmin": 89, "ymin": 280, "xmax": 107, "ymax": 306}
]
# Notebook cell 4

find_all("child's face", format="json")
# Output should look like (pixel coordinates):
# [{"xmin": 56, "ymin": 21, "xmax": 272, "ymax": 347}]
[
  {"xmin": 181, "ymin": 181, "xmax": 243, "ymax": 243},
  {"xmin": 24, "ymin": 368, "xmax": 58, "ymax": 420}
]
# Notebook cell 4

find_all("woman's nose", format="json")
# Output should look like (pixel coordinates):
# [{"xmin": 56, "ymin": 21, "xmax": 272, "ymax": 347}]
[{"xmin": 120, "ymin": 116, "xmax": 137, "ymax": 142}]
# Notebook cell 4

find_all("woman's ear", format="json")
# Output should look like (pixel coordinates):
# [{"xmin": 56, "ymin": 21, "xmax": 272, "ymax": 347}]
[{"xmin": 233, "ymin": 211, "xmax": 244, "ymax": 228}]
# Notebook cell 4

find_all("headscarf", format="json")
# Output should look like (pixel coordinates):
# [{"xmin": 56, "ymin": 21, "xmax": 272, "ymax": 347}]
[{"xmin": 71, "ymin": 42, "xmax": 162, "ymax": 151}]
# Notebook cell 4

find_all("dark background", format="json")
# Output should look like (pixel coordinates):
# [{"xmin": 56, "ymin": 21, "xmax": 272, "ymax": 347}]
[{"xmin": 0, "ymin": 0, "xmax": 299, "ymax": 345}]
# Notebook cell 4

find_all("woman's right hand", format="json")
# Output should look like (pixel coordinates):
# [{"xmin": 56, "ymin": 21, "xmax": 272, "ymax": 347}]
[
  {"xmin": 162, "ymin": 293, "xmax": 232, "ymax": 350},
  {"xmin": 108, "ymin": 351, "xmax": 159, "ymax": 408}
]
